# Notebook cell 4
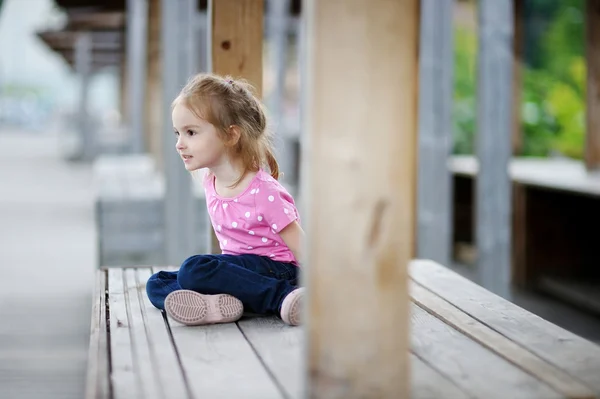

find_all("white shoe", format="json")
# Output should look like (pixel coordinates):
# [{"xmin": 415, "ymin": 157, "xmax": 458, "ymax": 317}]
[{"xmin": 164, "ymin": 290, "xmax": 243, "ymax": 326}]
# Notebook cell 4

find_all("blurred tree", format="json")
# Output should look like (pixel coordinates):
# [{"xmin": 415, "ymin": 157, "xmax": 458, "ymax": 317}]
[{"xmin": 452, "ymin": 0, "xmax": 586, "ymax": 159}]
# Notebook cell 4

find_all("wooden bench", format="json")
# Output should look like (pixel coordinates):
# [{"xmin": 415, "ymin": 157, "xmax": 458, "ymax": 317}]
[
  {"xmin": 86, "ymin": 260, "xmax": 600, "ymax": 399},
  {"xmin": 93, "ymin": 155, "xmax": 209, "ymax": 266},
  {"xmin": 450, "ymin": 155, "xmax": 600, "ymax": 313}
]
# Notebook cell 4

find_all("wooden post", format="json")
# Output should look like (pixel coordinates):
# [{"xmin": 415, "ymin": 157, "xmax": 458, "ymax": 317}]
[
  {"xmin": 207, "ymin": 0, "xmax": 263, "ymax": 253},
  {"xmin": 146, "ymin": 0, "xmax": 162, "ymax": 168},
  {"xmin": 416, "ymin": 0, "xmax": 454, "ymax": 267},
  {"xmin": 127, "ymin": 0, "xmax": 149, "ymax": 153},
  {"xmin": 303, "ymin": 0, "xmax": 418, "ymax": 397},
  {"xmin": 512, "ymin": 0, "xmax": 524, "ymax": 155},
  {"xmin": 209, "ymin": 0, "xmax": 263, "ymax": 95},
  {"xmin": 162, "ymin": 0, "xmax": 198, "ymax": 265},
  {"xmin": 585, "ymin": 0, "xmax": 600, "ymax": 171},
  {"xmin": 476, "ymin": 0, "xmax": 514, "ymax": 298},
  {"xmin": 75, "ymin": 31, "xmax": 94, "ymax": 161}
]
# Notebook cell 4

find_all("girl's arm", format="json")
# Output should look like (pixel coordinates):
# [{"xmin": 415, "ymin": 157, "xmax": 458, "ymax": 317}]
[{"xmin": 279, "ymin": 220, "xmax": 305, "ymax": 264}]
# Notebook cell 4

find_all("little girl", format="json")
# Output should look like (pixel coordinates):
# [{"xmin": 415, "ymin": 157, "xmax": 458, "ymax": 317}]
[{"xmin": 146, "ymin": 73, "xmax": 304, "ymax": 326}]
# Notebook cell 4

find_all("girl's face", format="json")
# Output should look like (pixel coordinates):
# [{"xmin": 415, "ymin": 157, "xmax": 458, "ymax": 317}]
[{"xmin": 172, "ymin": 103, "xmax": 226, "ymax": 171}]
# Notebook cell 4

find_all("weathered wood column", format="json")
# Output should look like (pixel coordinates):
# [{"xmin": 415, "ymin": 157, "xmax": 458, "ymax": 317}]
[
  {"xmin": 585, "ymin": 0, "xmax": 600, "ymax": 171},
  {"xmin": 303, "ymin": 0, "xmax": 418, "ymax": 397},
  {"xmin": 162, "ymin": 0, "xmax": 199, "ymax": 265},
  {"xmin": 416, "ymin": 0, "xmax": 454, "ymax": 267},
  {"xmin": 75, "ymin": 31, "xmax": 94, "ymax": 161},
  {"xmin": 207, "ymin": 0, "xmax": 264, "ymax": 253},
  {"xmin": 126, "ymin": 0, "xmax": 149, "ymax": 153},
  {"xmin": 476, "ymin": 0, "xmax": 514, "ymax": 298}
]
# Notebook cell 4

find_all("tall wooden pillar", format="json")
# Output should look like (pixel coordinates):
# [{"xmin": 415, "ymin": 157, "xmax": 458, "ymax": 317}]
[
  {"xmin": 207, "ymin": 0, "xmax": 264, "ymax": 254},
  {"xmin": 126, "ymin": 0, "xmax": 149, "ymax": 153},
  {"xmin": 585, "ymin": 0, "xmax": 600, "ymax": 171},
  {"xmin": 476, "ymin": 0, "xmax": 514, "ymax": 298},
  {"xmin": 303, "ymin": 0, "xmax": 418, "ymax": 397},
  {"xmin": 416, "ymin": 0, "xmax": 454, "ymax": 267},
  {"xmin": 146, "ymin": 0, "xmax": 162, "ymax": 168},
  {"xmin": 161, "ymin": 0, "xmax": 199, "ymax": 265},
  {"xmin": 512, "ymin": 0, "xmax": 524, "ymax": 156}
]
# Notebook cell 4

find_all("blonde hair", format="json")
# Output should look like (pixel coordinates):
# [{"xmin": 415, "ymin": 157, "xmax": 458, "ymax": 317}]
[{"xmin": 172, "ymin": 73, "xmax": 279, "ymax": 187}]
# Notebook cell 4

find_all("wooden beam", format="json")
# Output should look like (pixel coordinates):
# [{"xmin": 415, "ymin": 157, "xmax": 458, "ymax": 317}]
[
  {"xmin": 475, "ymin": 0, "xmax": 514, "ymax": 298},
  {"xmin": 416, "ymin": 0, "xmax": 454, "ymax": 267},
  {"xmin": 586, "ymin": 0, "xmax": 600, "ymax": 171},
  {"xmin": 208, "ymin": 0, "xmax": 264, "ymax": 253},
  {"xmin": 303, "ymin": 0, "xmax": 418, "ymax": 397}
]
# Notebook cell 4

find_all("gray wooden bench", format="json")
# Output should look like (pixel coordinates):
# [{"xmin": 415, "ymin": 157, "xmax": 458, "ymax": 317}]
[
  {"xmin": 86, "ymin": 260, "xmax": 600, "ymax": 399},
  {"xmin": 450, "ymin": 155, "xmax": 600, "ymax": 314},
  {"xmin": 93, "ymin": 155, "xmax": 209, "ymax": 266}
]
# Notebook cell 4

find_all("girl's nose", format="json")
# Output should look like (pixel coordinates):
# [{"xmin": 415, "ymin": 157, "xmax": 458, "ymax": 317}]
[{"xmin": 176, "ymin": 138, "xmax": 185, "ymax": 150}]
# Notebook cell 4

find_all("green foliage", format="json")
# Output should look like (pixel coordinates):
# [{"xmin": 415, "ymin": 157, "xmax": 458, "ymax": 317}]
[{"xmin": 452, "ymin": 0, "xmax": 586, "ymax": 159}]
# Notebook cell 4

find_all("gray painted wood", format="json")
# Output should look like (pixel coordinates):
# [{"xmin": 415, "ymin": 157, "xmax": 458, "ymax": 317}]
[
  {"xmin": 151, "ymin": 268, "xmax": 283, "ymax": 398},
  {"xmin": 411, "ymin": 259, "xmax": 600, "ymax": 395},
  {"xmin": 237, "ymin": 316, "xmax": 303, "ymax": 398},
  {"xmin": 126, "ymin": 0, "xmax": 148, "ymax": 153},
  {"xmin": 107, "ymin": 269, "xmax": 141, "ymax": 398},
  {"xmin": 85, "ymin": 270, "xmax": 109, "ymax": 399},
  {"xmin": 416, "ymin": 0, "xmax": 454, "ymax": 267},
  {"xmin": 411, "ymin": 353, "xmax": 473, "ymax": 399},
  {"xmin": 411, "ymin": 282, "xmax": 594, "ymax": 399},
  {"xmin": 475, "ymin": 0, "xmax": 514, "ymax": 298},
  {"xmin": 130, "ymin": 268, "xmax": 191, "ymax": 399},
  {"xmin": 411, "ymin": 304, "xmax": 562, "ymax": 399},
  {"xmin": 161, "ymin": 0, "xmax": 198, "ymax": 266}
]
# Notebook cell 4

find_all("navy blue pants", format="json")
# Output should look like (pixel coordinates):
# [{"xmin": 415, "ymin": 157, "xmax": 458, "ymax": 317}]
[{"xmin": 146, "ymin": 254, "xmax": 300, "ymax": 315}]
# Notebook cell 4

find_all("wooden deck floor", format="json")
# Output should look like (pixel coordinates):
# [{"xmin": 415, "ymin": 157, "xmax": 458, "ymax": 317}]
[{"xmin": 88, "ymin": 262, "xmax": 600, "ymax": 399}]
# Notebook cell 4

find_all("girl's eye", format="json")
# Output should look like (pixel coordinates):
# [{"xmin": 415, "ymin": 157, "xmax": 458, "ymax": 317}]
[
  {"xmin": 173, "ymin": 130, "xmax": 179, "ymax": 137},
  {"xmin": 187, "ymin": 129, "xmax": 196, "ymax": 136}
]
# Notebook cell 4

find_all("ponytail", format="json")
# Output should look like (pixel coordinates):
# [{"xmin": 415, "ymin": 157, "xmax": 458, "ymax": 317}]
[{"xmin": 265, "ymin": 146, "xmax": 280, "ymax": 180}]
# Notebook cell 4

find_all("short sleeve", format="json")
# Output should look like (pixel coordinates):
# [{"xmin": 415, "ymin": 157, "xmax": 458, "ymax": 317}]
[{"xmin": 257, "ymin": 181, "xmax": 298, "ymax": 233}]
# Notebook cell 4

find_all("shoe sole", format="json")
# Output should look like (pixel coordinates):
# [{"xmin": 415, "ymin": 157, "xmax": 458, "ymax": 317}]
[
  {"xmin": 281, "ymin": 288, "xmax": 303, "ymax": 326},
  {"xmin": 165, "ymin": 290, "xmax": 243, "ymax": 326}
]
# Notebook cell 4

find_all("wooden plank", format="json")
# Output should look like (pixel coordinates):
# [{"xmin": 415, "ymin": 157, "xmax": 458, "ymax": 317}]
[
  {"xmin": 410, "ymin": 353, "xmax": 472, "ymax": 399},
  {"xmin": 411, "ymin": 281, "xmax": 595, "ymax": 399},
  {"xmin": 237, "ymin": 316, "xmax": 303, "ymax": 399},
  {"xmin": 475, "ymin": 0, "xmax": 514, "ymax": 298},
  {"xmin": 85, "ymin": 269, "xmax": 110, "ymax": 399},
  {"xmin": 121, "ymin": 268, "xmax": 163, "ymax": 399},
  {"xmin": 134, "ymin": 268, "xmax": 191, "ymax": 399},
  {"xmin": 586, "ymin": 0, "xmax": 600, "ymax": 171},
  {"xmin": 410, "ymin": 259, "xmax": 600, "ymax": 394},
  {"xmin": 416, "ymin": 0, "xmax": 454, "ymax": 266},
  {"xmin": 411, "ymin": 303, "xmax": 562, "ymax": 399},
  {"xmin": 303, "ymin": 0, "xmax": 418, "ymax": 397},
  {"xmin": 151, "ymin": 268, "xmax": 283, "ymax": 398},
  {"xmin": 449, "ymin": 156, "xmax": 600, "ymax": 197},
  {"xmin": 107, "ymin": 268, "xmax": 139, "ymax": 398},
  {"xmin": 208, "ymin": 0, "xmax": 264, "ymax": 254}
]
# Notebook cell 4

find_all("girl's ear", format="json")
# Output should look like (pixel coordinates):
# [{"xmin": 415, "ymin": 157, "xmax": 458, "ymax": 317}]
[{"xmin": 225, "ymin": 125, "xmax": 242, "ymax": 147}]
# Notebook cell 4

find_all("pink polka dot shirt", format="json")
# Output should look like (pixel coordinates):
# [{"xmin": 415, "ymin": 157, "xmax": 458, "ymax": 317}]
[{"xmin": 204, "ymin": 169, "xmax": 300, "ymax": 264}]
